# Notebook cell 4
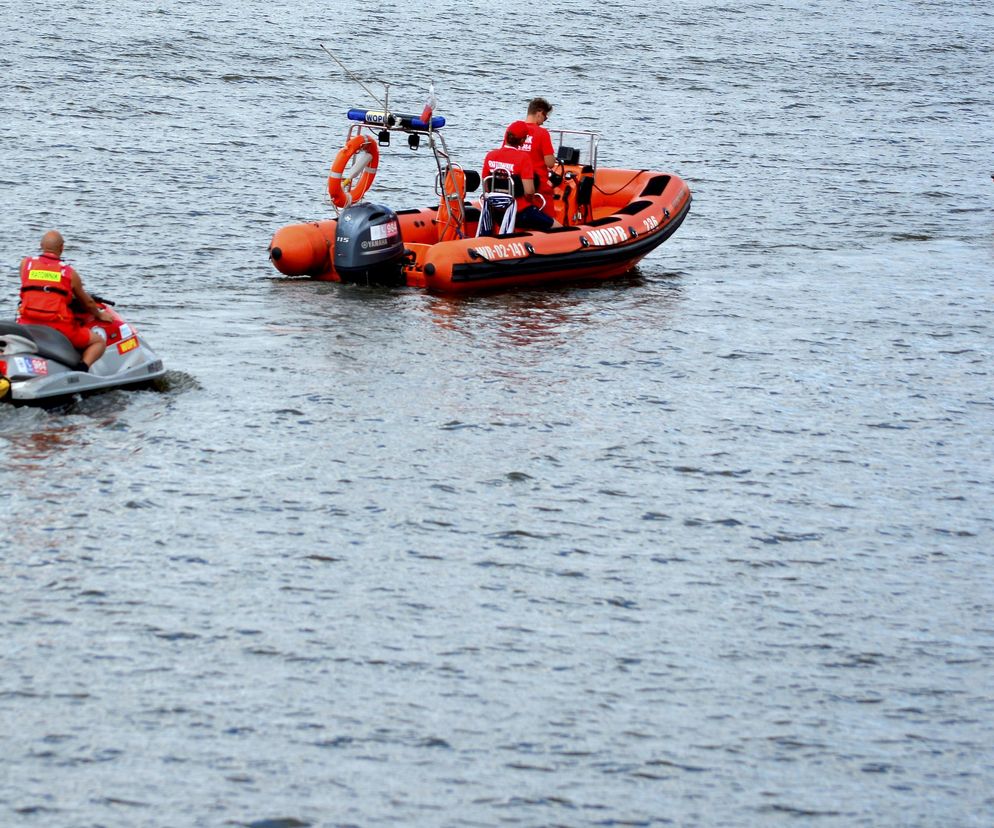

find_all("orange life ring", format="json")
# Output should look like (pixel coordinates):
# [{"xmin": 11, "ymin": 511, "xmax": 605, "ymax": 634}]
[{"xmin": 327, "ymin": 135, "xmax": 379, "ymax": 208}]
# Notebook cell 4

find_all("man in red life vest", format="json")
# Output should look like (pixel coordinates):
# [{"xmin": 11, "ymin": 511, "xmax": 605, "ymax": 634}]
[
  {"xmin": 18, "ymin": 230, "xmax": 114, "ymax": 371},
  {"xmin": 513, "ymin": 97, "xmax": 557, "ymax": 220},
  {"xmin": 482, "ymin": 121, "xmax": 560, "ymax": 232}
]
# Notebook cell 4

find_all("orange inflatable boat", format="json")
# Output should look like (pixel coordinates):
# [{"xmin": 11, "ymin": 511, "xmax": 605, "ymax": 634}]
[{"xmin": 269, "ymin": 108, "xmax": 691, "ymax": 293}]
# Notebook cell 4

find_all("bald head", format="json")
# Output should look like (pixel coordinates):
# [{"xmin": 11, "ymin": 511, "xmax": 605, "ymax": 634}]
[{"xmin": 40, "ymin": 230, "xmax": 64, "ymax": 256}]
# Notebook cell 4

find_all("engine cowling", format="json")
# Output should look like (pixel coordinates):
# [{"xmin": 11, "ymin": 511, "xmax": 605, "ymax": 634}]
[{"xmin": 333, "ymin": 203, "xmax": 405, "ymax": 286}]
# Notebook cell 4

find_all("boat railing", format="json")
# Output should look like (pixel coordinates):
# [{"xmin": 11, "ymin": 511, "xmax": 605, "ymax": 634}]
[
  {"xmin": 341, "ymin": 110, "xmax": 469, "ymax": 239},
  {"xmin": 337, "ymin": 108, "xmax": 599, "ymax": 239},
  {"xmin": 547, "ymin": 129, "xmax": 599, "ymax": 170},
  {"xmin": 427, "ymin": 133, "xmax": 469, "ymax": 241}
]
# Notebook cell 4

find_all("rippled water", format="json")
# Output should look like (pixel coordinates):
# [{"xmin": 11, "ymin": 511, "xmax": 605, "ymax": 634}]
[{"xmin": 2, "ymin": 1, "xmax": 993, "ymax": 825}]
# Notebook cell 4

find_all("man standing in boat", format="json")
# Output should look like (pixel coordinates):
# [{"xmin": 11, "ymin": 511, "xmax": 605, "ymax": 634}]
[
  {"xmin": 512, "ymin": 97, "xmax": 557, "ymax": 221},
  {"xmin": 18, "ymin": 230, "xmax": 114, "ymax": 371},
  {"xmin": 483, "ymin": 121, "xmax": 559, "ymax": 232}
]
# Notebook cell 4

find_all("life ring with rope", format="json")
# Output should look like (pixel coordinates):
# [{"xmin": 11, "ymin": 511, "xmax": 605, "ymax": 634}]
[{"xmin": 327, "ymin": 134, "xmax": 379, "ymax": 208}]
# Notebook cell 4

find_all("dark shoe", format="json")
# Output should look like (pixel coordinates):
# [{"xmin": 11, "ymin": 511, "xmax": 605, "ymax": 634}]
[{"xmin": 75, "ymin": 361, "xmax": 89, "ymax": 373}]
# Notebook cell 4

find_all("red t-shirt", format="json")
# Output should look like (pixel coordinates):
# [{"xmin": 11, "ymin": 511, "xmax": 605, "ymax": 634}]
[
  {"xmin": 520, "ymin": 123, "xmax": 554, "ymax": 191},
  {"xmin": 482, "ymin": 146, "xmax": 535, "ymax": 212}
]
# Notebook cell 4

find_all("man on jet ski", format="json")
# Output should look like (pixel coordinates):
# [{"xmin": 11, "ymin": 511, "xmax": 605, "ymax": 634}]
[{"xmin": 18, "ymin": 230, "xmax": 114, "ymax": 371}]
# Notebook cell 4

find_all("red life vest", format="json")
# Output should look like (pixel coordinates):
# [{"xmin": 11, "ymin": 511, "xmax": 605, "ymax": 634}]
[{"xmin": 19, "ymin": 253, "xmax": 74, "ymax": 323}]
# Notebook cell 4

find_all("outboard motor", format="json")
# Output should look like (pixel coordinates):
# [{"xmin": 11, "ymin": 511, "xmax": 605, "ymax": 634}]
[{"xmin": 333, "ymin": 202, "xmax": 405, "ymax": 286}]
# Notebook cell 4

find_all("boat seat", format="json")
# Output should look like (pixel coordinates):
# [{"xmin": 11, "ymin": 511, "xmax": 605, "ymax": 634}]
[
  {"xmin": 477, "ymin": 171, "xmax": 517, "ymax": 237},
  {"xmin": 0, "ymin": 321, "xmax": 81, "ymax": 365}
]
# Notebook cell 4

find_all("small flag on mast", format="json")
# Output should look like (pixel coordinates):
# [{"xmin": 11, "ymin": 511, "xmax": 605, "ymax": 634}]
[{"xmin": 420, "ymin": 82, "xmax": 437, "ymax": 125}]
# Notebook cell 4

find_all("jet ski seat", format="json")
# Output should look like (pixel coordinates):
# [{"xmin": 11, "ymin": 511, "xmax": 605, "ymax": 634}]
[{"xmin": 0, "ymin": 321, "xmax": 82, "ymax": 365}]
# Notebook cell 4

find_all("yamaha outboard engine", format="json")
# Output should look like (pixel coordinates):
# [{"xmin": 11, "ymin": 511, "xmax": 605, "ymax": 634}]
[{"xmin": 333, "ymin": 202, "xmax": 405, "ymax": 286}]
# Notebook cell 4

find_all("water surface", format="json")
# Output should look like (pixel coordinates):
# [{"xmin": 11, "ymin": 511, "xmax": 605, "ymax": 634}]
[{"xmin": 1, "ymin": 1, "xmax": 992, "ymax": 825}]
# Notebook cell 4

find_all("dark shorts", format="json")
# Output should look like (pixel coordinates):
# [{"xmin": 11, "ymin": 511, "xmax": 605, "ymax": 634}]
[{"xmin": 517, "ymin": 205, "xmax": 555, "ymax": 231}]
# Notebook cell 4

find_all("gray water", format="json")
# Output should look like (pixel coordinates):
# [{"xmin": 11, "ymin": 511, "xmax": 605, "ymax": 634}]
[{"xmin": 1, "ymin": 1, "xmax": 993, "ymax": 826}]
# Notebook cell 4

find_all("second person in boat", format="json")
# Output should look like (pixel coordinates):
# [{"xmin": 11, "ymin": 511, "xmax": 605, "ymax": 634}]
[
  {"xmin": 513, "ymin": 97, "xmax": 557, "ymax": 221},
  {"xmin": 481, "ymin": 121, "xmax": 560, "ymax": 233}
]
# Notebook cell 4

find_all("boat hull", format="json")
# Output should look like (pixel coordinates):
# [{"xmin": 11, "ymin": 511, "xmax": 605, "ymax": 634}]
[{"xmin": 269, "ymin": 167, "xmax": 691, "ymax": 293}]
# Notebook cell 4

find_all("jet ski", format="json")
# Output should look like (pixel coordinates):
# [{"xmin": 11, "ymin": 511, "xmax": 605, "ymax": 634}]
[{"xmin": 0, "ymin": 298, "xmax": 165, "ymax": 405}]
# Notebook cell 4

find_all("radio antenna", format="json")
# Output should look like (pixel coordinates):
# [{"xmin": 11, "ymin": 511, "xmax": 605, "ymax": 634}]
[{"xmin": 319, "ymin": 43, "xmax": 389, "ymax": 111}]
